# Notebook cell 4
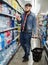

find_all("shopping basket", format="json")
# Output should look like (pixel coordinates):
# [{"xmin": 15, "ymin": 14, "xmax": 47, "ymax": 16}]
[{"xmin": 31, "ymin": 37, "xmax": 43, "ymax": 62}]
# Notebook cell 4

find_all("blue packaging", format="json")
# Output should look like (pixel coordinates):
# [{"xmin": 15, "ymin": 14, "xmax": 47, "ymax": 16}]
[
  {"xmin": 11, "ymin": 19, "xmax": 14, "ymax": 27},
  {"xmin": 42, "ymin": 37, "xmax": 46, "ymax": 46},
  {"xmin": 0, "ymin": 33, "xmax": 5, "ymax": 50}
]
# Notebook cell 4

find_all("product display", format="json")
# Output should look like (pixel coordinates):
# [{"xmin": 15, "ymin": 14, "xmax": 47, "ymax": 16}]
[
  {"xmin": 12, "ymin": 0, "xmax": 17, "ymax": 9},
  {"xmin": 0, "ymin": 16, "xmax": 11, "ymax": 31},
  {"xmin": 38, "ymin": 14, "xmax": 48, "ymax": 64},
  {"xmin": 0, "ymin": 0, "xmax": 21, "ymax": 65},
  {"xmin": 4, "ymin": 31, "xmax": 12, "ymax": 46},
  {"xmin": 0, "ymin": 3, "xmax": 16, "ymax": 16},
  {"xmin": 44, "ymin": 16, "xmax": 48, "ymax": 64},
  {"xmin": 38, "ymin": 15, "xmax": 47, "ymax": 46},
  {"xmin": 2, "ymin": 0, "xmax": 23, "ymax": 13},
  {"xmin": 0, "ymin": 33, "xmax": 5, "ymax": 50},
  {"xmin": 11, "ymin": 18, "xmax": 15, "ymax": 27}
]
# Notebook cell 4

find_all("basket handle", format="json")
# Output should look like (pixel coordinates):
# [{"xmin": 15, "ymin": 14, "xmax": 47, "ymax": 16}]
[{"xmin": 32, "ymin": 37, "xmax": 39, "ymax": 39}]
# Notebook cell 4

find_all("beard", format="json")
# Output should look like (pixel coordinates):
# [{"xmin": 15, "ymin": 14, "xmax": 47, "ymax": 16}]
[{"xmin": 25, "ymin": 10, "xmax": 30, "ymax": 14}]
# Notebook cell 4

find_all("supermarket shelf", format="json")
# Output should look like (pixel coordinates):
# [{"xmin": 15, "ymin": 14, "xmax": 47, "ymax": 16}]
[
  {"xmin": 16, "ymin": 0, "xmax": 24, "ymax": 11},
  {"xmin": 13, "ymin": 35, "xmax": 19, "ymax": 41},
  {"xmin": 16, "ymin": 10, "xmax": 22, "ymax": 14},
  {"xmin": 0, "ymin": 0, "xmax": 21, "ymax": 14},
  {"xmin": 0, "ymin": 27, "xmax": 18, "ymax": 33},
  {"xmin": 0, "ymin": 13, "xmax": 15, "ymax": 18},
  {"xmin": 0, "ymin": 0, "xmax": 21, "ymax": 65},
  {"xmin": 45, "ymin": 55, "xmax": 48, "ymax": 60},
  {"xmin": 0, "ymin": 34, "xmax": 20, "ymax": 65},
  {"xmin": 0, "ymin": 44, "xmax": 20, "ymax": 65},
  {"xmin": 45, "ymin": 55, "xmax": 48, "ymax": 64},
  {"xmin": 44, "ymin": 44, "xmax": 48, "ymax": 56},
  {"xmin": 1, "ymin": 0, "xmax": 16, "ymax": 11},
  {"xmin": 0, "ymin": 35, "xmax": 20, "ymax": 52},
  {"xmin": 45, "ymin": 44, "xmax": 48, "ymax": 51},
  {"xmin": 0, "ymin": 35, "xmax": 19, "ymax": 52}
]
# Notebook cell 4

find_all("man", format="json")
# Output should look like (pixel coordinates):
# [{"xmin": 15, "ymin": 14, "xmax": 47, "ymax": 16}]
[{"xmin": 16, "ymin": 3, "xmax": 36, "ymax": 62}]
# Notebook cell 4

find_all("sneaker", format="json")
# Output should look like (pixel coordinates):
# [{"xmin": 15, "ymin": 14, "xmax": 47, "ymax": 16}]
[
  {"xmin": 22, "ymin": 54, "xmax": 30, "ymax": 59},
  {"xmin": 22, "ymin": 55, "xmax": 26, "ymax": 59},
  {"xmin": 22, "ymin": 57, "xmax": 29, "ymax": 62}
]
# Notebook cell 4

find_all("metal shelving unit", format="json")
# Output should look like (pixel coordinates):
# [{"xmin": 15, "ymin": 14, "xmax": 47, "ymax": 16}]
[
  {"xmin": 45, "ymin": 43, "xmax": 48, "ymax": 64},
  {"xmin": 1, "ymin": 0, "xmax": 16, "ymax": 11},
  {"xmin": 0, "ymin": 0, "xmax": 22, "ymax": 65},
  {"xmin": 16, "ymin": 0, "xmax": 24, "ymax": 11},
  {"xmin": 0, "ymin": 0, "xmax": 21, "ymax": 14},
  {"xmin": 0, "ymin": 13, "xmax": 15, "ymax": 18},
  {"xmin": 38, "ymin": 14, "xmax": 48, "ymax": 64},
  {"xmin": 0, "ymin": 27, "xmax": 18, "ymax": 33},
  {"xmin": 44, "ymin": 20, "xmax": 48, "ymax": 65},
  {"xmin": 0, "ymin": 40, "xmax": 20, "ymax": 65}
]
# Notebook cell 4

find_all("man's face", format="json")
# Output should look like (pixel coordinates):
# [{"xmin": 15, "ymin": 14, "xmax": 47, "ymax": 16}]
[{"xmin": 24, "ymin": 6, "xmax": 31, "ymax": 12}]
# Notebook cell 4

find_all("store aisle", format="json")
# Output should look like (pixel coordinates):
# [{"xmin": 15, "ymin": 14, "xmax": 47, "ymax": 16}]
[
  {"xmin": 8, "ymin": 47, "xmax": 47, "ymax": 65},
  {"xmin": 8, "ymin": 47, "xmax": 28, "ymax": 65}
]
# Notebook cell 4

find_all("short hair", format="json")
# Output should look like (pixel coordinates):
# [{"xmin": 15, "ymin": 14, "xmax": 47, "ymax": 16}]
[{"xmin": 25, "ymin": 3, "xmax": 32, "ymax": 7}]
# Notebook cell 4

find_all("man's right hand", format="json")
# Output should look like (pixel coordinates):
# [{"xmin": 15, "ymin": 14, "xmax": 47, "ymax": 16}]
[{"xmin": 16, "ymin": 13, "xmax": 21, "ymax": 21}]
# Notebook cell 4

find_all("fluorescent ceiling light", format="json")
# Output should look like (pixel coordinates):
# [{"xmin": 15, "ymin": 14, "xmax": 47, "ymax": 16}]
[{"xmin": 31, "ymin": 0, "xmax": 41, "ymax": 16}]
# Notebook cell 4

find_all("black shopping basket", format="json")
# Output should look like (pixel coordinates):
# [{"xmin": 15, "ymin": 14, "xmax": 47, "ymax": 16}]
[{"xmin": 31, "ymin": 48, "xmax": 43, "ymax": 62}]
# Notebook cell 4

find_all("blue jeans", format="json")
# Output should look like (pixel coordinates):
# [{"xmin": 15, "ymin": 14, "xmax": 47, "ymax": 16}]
[{"xmin": 20, "ymin": 32, "xmax": 31, "ymax": 57}]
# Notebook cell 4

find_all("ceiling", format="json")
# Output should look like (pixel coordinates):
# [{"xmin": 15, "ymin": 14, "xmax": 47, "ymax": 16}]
[
  {"xmin": 17, "ymin": 0, "xmax": 31, "ymax": 7},
  {"xmin": 38, "ymin": 0, "xmax": 48, "ymax": 13},
  {"xmin": 17, "ymin": 0, "xmax": 48, "ymax": 15}
]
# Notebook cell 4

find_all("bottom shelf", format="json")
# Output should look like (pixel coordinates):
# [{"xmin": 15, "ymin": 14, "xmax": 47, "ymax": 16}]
[
  {"xmin": 0, "ymin": 43, "xmax": 20, "ymax": 65},
  {"xmin": 45, "ymin": 55, "xmax": 48, "ymax": 65}
]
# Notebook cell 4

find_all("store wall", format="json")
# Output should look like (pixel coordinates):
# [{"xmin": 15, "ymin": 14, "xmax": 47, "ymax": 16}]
[
  {"xmin": 38, "ymin": 0, "xmax": 48, "ymax": 13},
  {"xmin": 31, "ymin": 0, "xmax": 48, "ymax": 15}
]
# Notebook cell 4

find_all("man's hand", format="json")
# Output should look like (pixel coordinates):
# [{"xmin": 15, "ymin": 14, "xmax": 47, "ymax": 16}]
[{"xmin": 16, "ymin": 13, "xmax": 21, "ymax": 21}]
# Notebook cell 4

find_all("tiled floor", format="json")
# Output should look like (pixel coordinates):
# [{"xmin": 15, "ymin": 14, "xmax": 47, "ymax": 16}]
[{"xmin": 8, "ymin": 47, "xmax": 47, "ymax": 65}]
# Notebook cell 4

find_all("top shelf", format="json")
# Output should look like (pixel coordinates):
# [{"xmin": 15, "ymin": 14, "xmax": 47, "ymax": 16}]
[
  {"xmin": 16, "ymin": 0, "xmax": 24, "ymax": 11},
  {"xmin": 0, "ymin": 0, "xmax": 22, "ymax": 14},
  {"xmin": 1, "ymin": 0, "xmax": 16, "ymax": 11}
]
